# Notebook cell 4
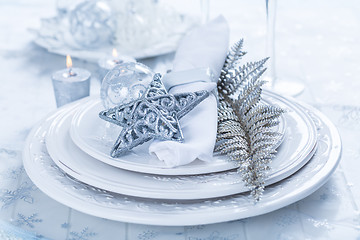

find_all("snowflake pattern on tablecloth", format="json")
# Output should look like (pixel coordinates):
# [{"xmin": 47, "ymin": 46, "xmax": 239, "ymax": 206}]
[
  {"xmin": 35, "ymin": 234, "xmax": 44, "ymax": 239},
  {"xmin": 0, "ymin": 166, "xmax": 24, "ymax": 180},
  {"xmin": 61, "ymin": 222, "xmax": 71, "ymax": 229},
  {"xmin": 137, "ymin": 230, "xmax": 158, "ymax": 240},
  {"xmin": 68, "ymin": 227, "xmax": 97, "ymax": 240},
  {"xmin": 14, "ymin": 213, "xmax": 42, "ymax": 229},
  {"xmin": 0, "ymin": 181, "xmax": 36, "ymax": 209},
  {"xmin": 319, "ymin": 193, "xmax": 329, "ymax": 201},
  {"xmin": 275, "ymin": 211, "xmax": 300, "ymax": 227}
]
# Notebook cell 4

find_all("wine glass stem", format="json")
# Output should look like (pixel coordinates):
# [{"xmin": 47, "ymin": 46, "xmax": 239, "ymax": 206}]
[
  {"xmin": 201, "ymin": 0, "xmax": 210, "ymax": 24},
  {"xmin": 265, "ymin": 0, "xmax": 277, "ymax": 89}
]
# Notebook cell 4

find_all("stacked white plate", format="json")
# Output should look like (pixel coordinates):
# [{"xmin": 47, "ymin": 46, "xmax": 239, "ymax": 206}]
[{"xmin": 23, "ymin": 91, "xmax": 341, "ymax": 226}]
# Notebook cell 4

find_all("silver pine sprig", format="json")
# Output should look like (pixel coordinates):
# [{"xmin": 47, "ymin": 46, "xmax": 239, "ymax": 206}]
[{"xmin": 215, "ymin": 39, "xmax": 284, "ymax": 201}]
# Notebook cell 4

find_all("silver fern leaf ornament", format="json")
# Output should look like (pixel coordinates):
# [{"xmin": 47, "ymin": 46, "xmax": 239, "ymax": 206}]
[{"xmin": 215, "ymin": 39, "xmax": 284, "ymax": 201}]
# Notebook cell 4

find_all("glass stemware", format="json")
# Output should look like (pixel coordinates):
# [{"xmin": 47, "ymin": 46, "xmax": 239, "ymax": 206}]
[
  {"xmin": 200, "ymin": 0, "xmax": 210, "ymax": 24},
  {"xmin": 264, "ymin": 0, "xmax": 305, "ymax": 96}
]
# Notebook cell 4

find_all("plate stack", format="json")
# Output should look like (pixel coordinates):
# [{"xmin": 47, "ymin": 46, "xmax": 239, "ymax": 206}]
[{"xmin": 23, "ymin": 91, "xmax": 341, "ymax": 226}]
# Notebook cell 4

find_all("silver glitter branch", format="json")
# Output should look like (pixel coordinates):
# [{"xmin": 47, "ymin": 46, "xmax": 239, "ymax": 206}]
[
  {"xmin": 222, "ymin": 39, "xmax": 247, "ymax": 70},
  {"xmin": 215, "ymin": 39, "xmax": 284, "ymax": 201}
]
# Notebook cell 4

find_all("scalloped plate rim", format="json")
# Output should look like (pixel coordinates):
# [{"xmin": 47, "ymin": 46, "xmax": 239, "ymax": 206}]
[{"xmin": 45, "ymin": 98, "xmax": 315, "ymax": 199}]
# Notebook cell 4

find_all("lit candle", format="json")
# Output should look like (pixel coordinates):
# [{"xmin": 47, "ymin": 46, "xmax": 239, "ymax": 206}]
[
  {"xmin": 52, "ymin": 55, "xmax": 91, "ymax": 107},
  {"xmin": 98, "ymin": 48, "xmax": 136, "ymax": 81}
]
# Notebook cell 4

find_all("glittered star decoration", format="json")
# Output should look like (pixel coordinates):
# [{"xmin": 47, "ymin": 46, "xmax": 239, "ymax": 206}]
[{"xmin": 99, "ymin": 73, "xmax": 209, "ymax": 157}]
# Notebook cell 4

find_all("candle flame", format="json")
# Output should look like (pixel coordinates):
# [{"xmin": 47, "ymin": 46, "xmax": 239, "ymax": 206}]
[
  {"xmin": 112, "ymin": 48, "xmax": 118, "ymax": 58},
  {"xmin": 66, "ymin": 55, "xmax": 73, "ymax": 68}
]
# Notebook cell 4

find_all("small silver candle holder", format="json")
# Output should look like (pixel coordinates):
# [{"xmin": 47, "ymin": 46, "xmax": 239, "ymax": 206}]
[
  {"xmin": 52, "ymin": 67, "xmax": 91, "ymax": 107},
  {"xmin": 98, "ymin": 49, "xmax": 136, "ymax": 82}
]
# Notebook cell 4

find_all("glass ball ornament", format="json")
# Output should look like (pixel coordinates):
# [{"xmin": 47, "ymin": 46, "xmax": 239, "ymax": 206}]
[
  {"xmin": 100, "ymin": 62, "xmax": 155, "ymax": 109},
  {"xmin": 69, "ymin": 0, "xmax": 116, "ymax": 48}
]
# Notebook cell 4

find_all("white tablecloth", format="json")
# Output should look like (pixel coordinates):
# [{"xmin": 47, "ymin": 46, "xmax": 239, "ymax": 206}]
[{"xmin": 0, "ymin": 0, "xmax": 360, "ymax": 239}]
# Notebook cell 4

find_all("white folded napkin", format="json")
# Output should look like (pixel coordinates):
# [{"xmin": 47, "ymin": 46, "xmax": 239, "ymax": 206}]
[{"xmin": 148, "ymin": 16, "xmax": 229, "ymax": 167}]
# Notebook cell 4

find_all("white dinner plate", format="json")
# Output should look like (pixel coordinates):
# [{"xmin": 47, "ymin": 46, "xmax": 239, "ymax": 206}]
[
  {"xmin": 23, "ymin": 97, "xmax": 341, "ymax": 226},
  {"xmin": 69, "ymin": 93, "xmax": 290, "ymax": 176},
  {"xmin": 45, "ymin": 93, "xmax": 316, "ymax": 199}
]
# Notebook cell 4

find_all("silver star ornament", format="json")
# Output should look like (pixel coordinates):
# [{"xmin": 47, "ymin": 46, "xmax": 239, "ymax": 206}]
[{"xmin": 99, "ymin": 73, "xmax": 210, "ymax": 157}]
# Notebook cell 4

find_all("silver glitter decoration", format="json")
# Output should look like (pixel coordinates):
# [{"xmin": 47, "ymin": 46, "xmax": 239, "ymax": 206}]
[
  {"xmin": 99, "ymin": 73, "xmax": 209, "ymax": 157},
  {"xmin": 215, "ymin": 39, "xmax": 284, "ymax": 201}
]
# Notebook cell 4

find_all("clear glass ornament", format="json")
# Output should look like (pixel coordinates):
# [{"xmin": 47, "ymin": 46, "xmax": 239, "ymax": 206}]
[
  {"xmin": 100, "ymin": 62, "xmax": 154, "ymax": 109},
  {"xmin": 69, "ymin": 0, "xmax": 116, "ymax": 48}
]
